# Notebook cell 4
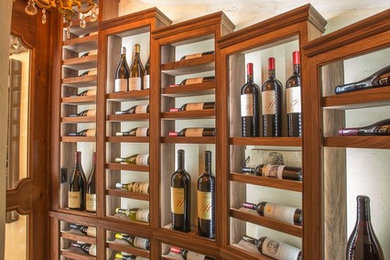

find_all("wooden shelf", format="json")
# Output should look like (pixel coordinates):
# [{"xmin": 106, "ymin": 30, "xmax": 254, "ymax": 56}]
[
  {"xmin": 62, "ymin": 75, "xmax": 97, "ymax": 88},
  {"xmin": 322, "ymin": 86, "xmax": 390, "ymax": 109},
  {"xmin": 106, "ymin": 241, "xmax": 150, "ymax": 258},
  {"xmin": 61, "ymin": 136, "xmax": 95, "ymax": 143},
  {"xmin": 62, "ymin": 95, "xmax": 96, "ymax": 105},
  {"xmin": 106, "ymin": 90, "xmax": 150, "ymax": 101},
  {"xmin": 61, "ymin": 231, "xmax": 96, "ymax": 244},
  {"xmin": 106, "ymin": 189, "xmax": 149, "ymax": 201},
  {"xmin": 221, "ymin": 245, "xmax": 272, "ymax": 260},
  {"xmin": 107, "ymin": 113, "xmax": 149, "ymax": 122},
  {"xmin": 230, "ymin": 172, "xmax": 302, "ymax": 192},
  {"xmin": 61, "ymin": 116, "xmax": 96, "ymax": 123},
  {"xmin": 230, "ymin": 137, "xmax": 302, "ymax": 147},
  {"xmin": 161, "ymin": 110, "xmax": 215, "ymax": 120},
  {"xmin": 104, "ymin": 216, "xmax": 149, "ymax": 227},
  {"xmin": 57, "ymin": 208, "xmax": 97, "ymax": 218},
  {"xmin": 63, "ymin": 34, "xmax": 98, "ymax": 53},
  {"xmin": 106, "ymin": 163, "xmax": 149, "ymax": 172},
  {"xmin": 161, "ymin": 54, "xmax": 215, "ymax": 76},
  {"xmin": 61, "ymin": 249, "xmax": 95, "ymax": 260},
  {"xmin": 324, "ymin": 136, "xmax": 390, "ymax": 149},
  {"xmin": 229, "ymin": 208, "xmax": 302, "ymax": 238},
  {"xmin": 66, "ymin": 18, "xmax": 98, "ymax": 36},
  {"xmin": 162, "ymin": 82, "xmax": 215, "ymax": 97},
  {"xmin": 106, "ymin": 136, "xmax": 149, "ymax": 143},
  {"xmin": 161, "ymin": 136, "xmax": 216, "ymax": 144},
  {"xmin": 63, "ymin": 55, "xmax": 98, "ymax": 71}
]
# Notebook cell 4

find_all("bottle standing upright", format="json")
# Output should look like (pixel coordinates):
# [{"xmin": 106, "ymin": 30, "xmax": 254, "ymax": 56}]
[{"xmin": 68, "ymin": 151, "xmax": 87, "ymax": 210}]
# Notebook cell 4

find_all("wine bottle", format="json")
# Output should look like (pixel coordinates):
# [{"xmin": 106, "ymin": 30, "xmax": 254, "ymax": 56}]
[
  {"xmin": 86, "ymin": 152, "xmax": 96, "ymax": 213},
  {"xmin": 178, "ymin": 76, "xmax": 215, "ymax": 86},
  {"xmin": 68, "ymin": 129, "xmax": 96, "ymax": 137},
  {"xmin": 178, "ymin": 128, "xmax": 216, "ymax": 137},
  {"xmin": 286, "ymin": 51, "xmax": 302, "ymax": 137},
  {"xmin": 59, "ymin": 168, "xmax": 68, "ymax": 208},
  {"xmin": 170, "ymin": 247, "xmax": 215, "ymax": 260},
  {"xmin": 71, "ymin": 89, "xmax": 96, "ymax": 97},
  {"xmin": 69, "ymin": 109, "xmax": 96, "ymax": 117},
  {"xmin": 262, "ymin": 57, "xmax": 282, "ymax": 137},
  {"xmin": 339, "ymin": 119, "xmax": 390, "ymax": 136},
  {"xmin": 129, "ymin": 44, "xmax": 144, "ymax": 91},
  {"xmin": 115, "ymin": 127, "xmax": 149, "ymax": 137},
  {"xmin": 243, "ymin": 235, "xmax": 302, "ymax": 260},
  {"xmin": 255, "ymin": 164, "xmax": 302, "ymax": 181},
  {"xmin": 346, "ymin": 196, "xmax": 384, "ymax": 260},
  {"xmin": 197, "ymin": 151, "xmax": 215, "ymax": 238},
  {"xmin": 70, "ymin": 242, "xmax": 96, "ymax": 256},
  {"xmin": 115, "ymin": 104, "xmax": 149, "ymax": 115},
  {"xmin": 241, "ymin": 63, "xmax": 260, "ymax": 137},
  {"xmin": 115, "ymin": 182, "xmax": 149, "ymax": 194},
  {"xmin": 180, "ymin": 102, "xmax": 215, "ymax": 111},
  {"xmin": 115, "ymin": 47, "xmax": 130, "ymax": 92},
  {"xmin": 179, "ymin": 51, "xmax": 214, "ymax": 60},
  {"xmin": 143, "ymin": 56, "xmax": 150, "ymax": 90},
  {"xmin": 335, "ymin": 65, "xmax": 390, "ymax": 94},
  {"xmin": 114, "ymin": 153, "xmax": 149, "ymax": 166},
  {"xmin": 243, "ymin": 201, "xmax": 302, "ymax": 226},
  {"xmin": 115, "ymin": 253, "xmax": 148, "ymax": 260},
  {"xmin": 69, "ymin": 223, "xmax": 97, "ymax": 237},
  {"xmin": 114, "ymin": 233, "xmax": 150, "ymax": 250},
  {"xmin": 171, "ymin": 149, "xmax": 191, "ymax": 232},
  {"xmin": 68, "ymin": 152, "xmax": 87, "ymax": 210},
  {"xmin": 115, "ymin": 208, "xmax": 149, "ymax": 223}
]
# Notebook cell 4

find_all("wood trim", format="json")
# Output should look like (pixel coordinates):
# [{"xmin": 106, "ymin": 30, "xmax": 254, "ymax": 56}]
[
  {"xmin": 106, "ymin": 242, "xmax": 150, "ymax": 258},
  {"xmin": 6, "ymin": 178, "xmax": 33, "ymax": 215}
]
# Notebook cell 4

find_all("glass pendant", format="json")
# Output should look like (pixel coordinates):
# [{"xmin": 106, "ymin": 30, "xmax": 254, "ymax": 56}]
[
  {"xmin": 42, "ymin": 9, "xmax": 47, "ymax": 24},
  {"xmin": 80, "ymin": 15, "xmax": 86, "ymax": 29}
]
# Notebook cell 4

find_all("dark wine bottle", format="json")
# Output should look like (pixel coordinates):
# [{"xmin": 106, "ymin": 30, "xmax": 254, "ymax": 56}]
[
  {"xmin": 171, "ymin": 149, "xmax": 191, "ymax": 232},
  {"xmin": 143, "ymin": 56, "xmax": 150, "ymax": 90},
  {"xmin": 179, "ymin": 51, "xmax": 214, "ymax": 60},
  {"xmin": 197, "ymin": 151, "xmax": 215, "ymax": 238},
  {"xmin": 86, "ymin": 152, "xmax": 96, "ymax": 213},
  {"xmin": 243, "ymin": 201, "xmax": 302, "ymax": 226},
  {"xmin": 243, "ymin": 235, "xmax": 302, "ymax": 260},
  {"xmin": 346, "ymin": 196, "xmax": 384, "ymax": 260},
  {"xmin": 335, "ymin": 65, "xmax": 390, "ymax": 94},
  {"xmin": 114, "ymin": 47, "xmax": 130, "ymax": 92},
  {"xmin": 115, "ymin": 104, "xmax": 149, "ymax": 115},
  {"xmin": 59, "ymin": 168, "xmax": 68, "ymax": 209},
  {"xmin": 170, "ymin": 247, "xmax": 215, "ymax": 260},
  {"xmin": 262, "ymin": 57, "xmax": 282, "ymax": 137},
  {"xmin": 129, "ymin": 44, "xmax": 144, "ymax": 91},
  {"xmin": 68, "ymin": 151, "xmax": 87, "ymax": 210},
  {"xmin": 70, "ymin": 242, "xmax": 96, "ymax": 256},
  {"xmin": 69, "ymin": 223, "xmax": 96, "ymax": 237},
  {"xmin": 114, "ymin": 153, "xmax": 149, "ymax": 166},
  {"xmin": 68, "ymin": 129, "xmax": 96, "ymax": 137},
  {"xmin": 286, "ymin": 51, "xmax": 302, "ymax": 137},
  {"xmin": 179, "ymin": 76, "xmax": 215, "ymax": 86},
  {"xmin": 255, "ymin": 164, "xmax": 302, "ymax": 181},
  {"xmin": 115, "ymin": 182, "xmax": 149, "ymax": 194},
  {"xmin": 180, "ymin": 102, "xmax": 215, "ymax": 111},
  {"xmin": 241, "ymin": 63, "xmax": 260, "ymax": 137},
  {"xmin": 178, "ymin": 128, "xmax": 215, "ymax": 137},
  {"xmin": 115, "ymin": 127, "xmax": 149, "ymax": 137},
  {"xmin": 339, "ymin": 119, "xmax": 390, "ymax": 136},
  {"xmin": 69, "ymin": 109, "xmax": 96, "ymax": 117},
  {"xmin": 114, "ymin": 233, "xmax": 150, "ymax": 250}
]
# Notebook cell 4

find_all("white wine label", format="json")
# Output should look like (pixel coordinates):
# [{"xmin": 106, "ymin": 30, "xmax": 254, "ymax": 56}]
[
  {"xmin": 185, "ymin": 77, "xmax": 203, "ymax": 85},
  {"xmin": 186, "ymin": 102, "xmax": 204, "ymax": 111},
  {"xmin": 187, "ymin": 251, "xmax": 206, "ymax": 260},
  {"xmin": 86, "ymin": 109, "xmax": 96, "ymax": 117},
  {"xmin": 86, "ymin": 89, "xmax": 96, "ymax": 96},
  {"xmin": 185, "ymin": 128, "xmax": 204, "ymax": 137},
  {"xmin": 136, "ymin": 154, "xmax": 149, "ymax": 166},
  {"xmin": 143, "ymin": 75, "xmax": 150, "ymax": 89},
  {"xmin": 171, "ymin": 187, "xmax": 185, "ymax": 214},
  {"xmin": 129, "ymin": 77, "xmax": 142, "ymax": 91},
  {"xmin": 86, "ymin": 227, "xmax": 97, "ymax": 237},
  {"xmin": 184, "ymin": 53, "xmax": 202, "ymax": 60},
  {"xmin": 264, "ymin": 203, "xmax": 296, "ymax": 225},
  {"xmin": 88, "ymin": 244, "xmax": 97, "ymax": 256},
  {"xmin": 197, "ymin": 191, "xmax": 212, "ymax": 220},
  {"xmin": 261, "ymin": 237, "xmax": 301, "ymax": 260},
  {"xmin": 68, "ymin": 191, "xmax": 81, "ymax": 208},
  {"xmin": 136, "ymin": 127, "xmax": 149, "ymax": 137},
  {"xmin": 262, "ymin": 165, "xmax": 285, "ymax": 179},
  {"xmin": 134, "ymin": 237, "xmax": 149, "ymax": 249},
  {"xmin": 86, "ymin": 193, "xmax": 96, "ymax": 212},
  {"xmin": 86, "ymin": 129, "xmax": 96, "ymax": 137},
  {"xmin": 241, "ymin": 94, "xmax": 254, "ymax": 116},
  {"xmin": 262, "ymin": 90, "xmax": 276, "ymax": 115},
  {"xmin": 286, "ymin": 87, "xmax": 301, "ymax": 114},
  {"xmin": 115, "ymin": 77, "xmax": 127, "ymax": 92},
  {"xmin": 135, "ymin": 105, "xmax": 148, "ymax": 114},
  {"xmin": 136, "ymin": 209, "xmax": 149, "ymax": 222}
]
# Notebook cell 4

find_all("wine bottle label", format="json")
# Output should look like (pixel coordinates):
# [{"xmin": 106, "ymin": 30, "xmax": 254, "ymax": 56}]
[
  {"xmin": 187, "ymin": 252, "xmax": 206, "ymax": 260},
  {"xmin": 127, "ymin": 182, "xmax": 149, "ymax": 194},
  {"xmin": 185, "ymin": 128, "xmax": 204, "ymax": 137},
  {"xmin": 135, "ymin": 105, "xmax": 148, "ymax": 114},
  {"xmin": 143, "ymin": 75, "xmax": 150, "ymax": 89},
  {"xmin": 186, "ymin": 102, "xmax": 204, "ymax": 111},
  {"xmin": 241, "ymin": 94, "xmax": 254, "ymax": 116},
  {"xmin": 136, "ymin": 209, "xmax": 149, "ymax": 222},
  {"xmin": 262, "ymin": 165, "xmax": 285, "ymax": 179},
  {"xmin": 134, "ymin": 237, "xmax": 149, "ymax": 249},
  {"xmin": 136, "ymin": 127, "xmax": 149, "ymax": 136},
  {"xmin": 261, "ymin": 237, "xmax": 301, "ymax": 259},
  {"xmin": 264, "ymin": 203, "xmax": 296, "ymax": 225},
  {"xmin": 136, "ymin": 154, "xmax": 149, "ymax": 166},
  {"xmin": 114, "ymin": 79, "xmax": 128, "ymax": 92},
  {"xmin": 86, "ymin": 227, "xmax": 97, "ymax": 237},
  {"xmin": 88, "ymin": 244, "xmax": 97, "ymax": 256},
  {"xmin": 379, "ymin": 125, "xmax": 390, "ymax": 134},
  {"xmin": 197, "ymin": 191, "xmax": 212, "ymax": 220},
  {"xmin": 262, "ymin": 90, "xmax": 276, "ymax": 115},
  {"xmin": 185, "ymin": 77, "xmax": 203, "ymax": 85},
  {"xmin": 184, "ymin": 53, "xmax": 202, "ymax": 60},
  {"xmin": 86, "ymin": 109, "xmax": 96, "ymax": 117},
  {"xmin": 86, "ymin": 193, "xmax": 96, "ymax": 212},
  {"xmin": 86, "ymin": 89, "xmax": 96, "ymax": 96},
  {"xmin": 129, "ymin": 77, "xmax": 142, "ymax": 91},
  {"xmin": 86, "ymin": 129, "xmax": 96, "ymax": 137},
  {"xmin": 286, "ymin": 87, "xmax": 301, "ymax": 114},
  {"xmin": 171, "ymin": 187, "xmax": 185, "ymax": 214},
  {"xmin": 68, "ymin": 191, "xmax": 81, "ymax": 208},
  {"xmin": 378, "ymin": 72, "xmax": 390, "ymax": 85}
]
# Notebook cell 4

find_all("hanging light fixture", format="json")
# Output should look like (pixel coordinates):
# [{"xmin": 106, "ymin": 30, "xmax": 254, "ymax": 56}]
[{"xmin": 24, "ymin": 0, "xmax": 98, "ymax": 38}]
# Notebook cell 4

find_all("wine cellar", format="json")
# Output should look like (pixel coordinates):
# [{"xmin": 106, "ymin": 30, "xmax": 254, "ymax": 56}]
[{"xmin": 36, "ymin": 0, "xmax": 390, "ymax": 259}]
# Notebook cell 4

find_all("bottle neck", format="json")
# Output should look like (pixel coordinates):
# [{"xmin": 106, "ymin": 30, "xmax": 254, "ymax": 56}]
[
  {"xmin": 243, "ymin": 202, "xmax": 257, "ymax": 210},
  {"xmin": 177, "ymin": 150, "xmax": 185, "ymax": 171},
  {"xmin": 242, "ymin": 235, "xmax": 258, "ymax": 245},
  {"xmin": 357, "ymin": 196, "xmax": 371, "ymax": 221},
  {"xmin": 205, "ymin": 151, "xmax": 212, "ymax": 174},
  {"xmin": 269, "ymin": 69, "xmax": 275, "ymax": 79},
  {"xmin": 75, "ymin": 152, "xmax": 82, "ymax": 168},
  {"xmin": 247, "ymin": 73, "xmax": 253, "ymax": 83},
  {"xmin": 293, "ymin": 64, "xmax": 300, "ymax": 75}
]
